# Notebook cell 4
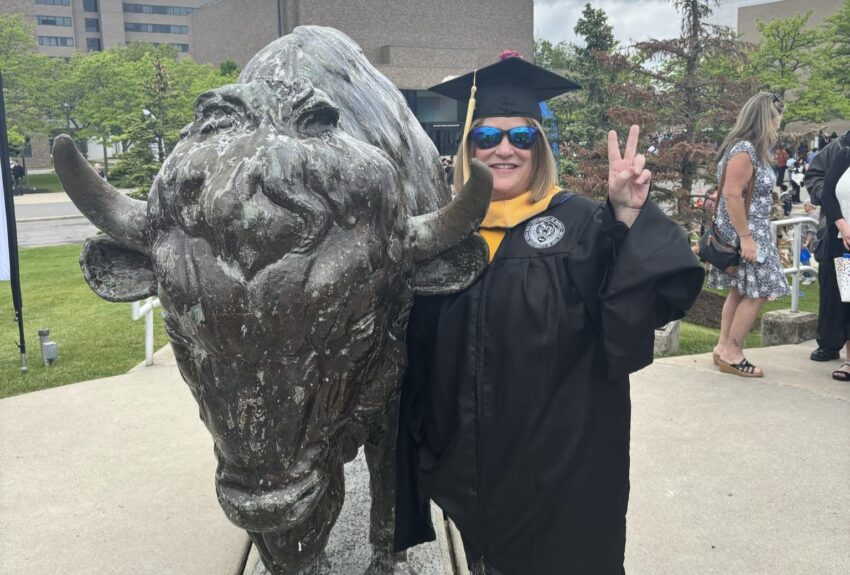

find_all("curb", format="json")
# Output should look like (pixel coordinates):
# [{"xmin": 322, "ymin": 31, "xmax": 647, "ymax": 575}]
[{"xmin": 17, "ymin": 214, "xmax": 85, "ymax": 223}]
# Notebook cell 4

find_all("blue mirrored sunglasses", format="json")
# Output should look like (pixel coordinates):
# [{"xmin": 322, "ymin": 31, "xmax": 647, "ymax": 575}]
[{"xmin": 471, "ymin": 126, "xmax": 539, "ymax": 150}]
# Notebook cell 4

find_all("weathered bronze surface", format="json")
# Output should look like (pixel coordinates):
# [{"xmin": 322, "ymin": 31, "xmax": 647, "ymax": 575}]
[{"xmin": 54, "ymin": 26, "xmax": 491, "ymax": 574}]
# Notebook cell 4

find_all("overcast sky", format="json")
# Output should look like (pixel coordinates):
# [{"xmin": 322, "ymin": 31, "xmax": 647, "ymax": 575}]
[{"xmin": 532, "ymin": 0, "xmax": 769, "ymax": 46}]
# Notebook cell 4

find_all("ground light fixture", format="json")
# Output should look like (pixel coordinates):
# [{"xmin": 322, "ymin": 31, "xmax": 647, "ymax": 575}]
[{"xmin": 38, "ymin": 328, "xmax": 58, "ymax": 366}]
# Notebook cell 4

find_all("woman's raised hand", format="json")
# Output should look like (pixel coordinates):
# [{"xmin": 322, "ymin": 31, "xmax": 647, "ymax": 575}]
[{"xmin": 608, "ymin": 125, "xmax": 651, "ymax": 213}]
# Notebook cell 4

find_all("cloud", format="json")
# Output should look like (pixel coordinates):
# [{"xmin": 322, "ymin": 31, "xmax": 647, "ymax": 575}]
[{"xmin": 533, "ymin": 0, "xmax": 682, "ymax": 46}]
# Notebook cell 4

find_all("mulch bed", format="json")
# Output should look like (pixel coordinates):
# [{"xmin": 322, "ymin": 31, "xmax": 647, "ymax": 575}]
[{"xmin": 686, "ymin": 289, "xmax": 727, "ymax": 329}]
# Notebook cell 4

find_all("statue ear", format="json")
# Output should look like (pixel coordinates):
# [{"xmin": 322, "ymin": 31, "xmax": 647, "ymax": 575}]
[
  {"xmin": 80, "ymin": 235, "xmax": 157, "ymax": 302},
  {"xmin": 412, "ymin": 233, "xmax": 489, "ymax": 295}
]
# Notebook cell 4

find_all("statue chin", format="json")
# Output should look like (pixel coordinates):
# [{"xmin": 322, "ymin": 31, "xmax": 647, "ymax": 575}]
[{"xmin": 248, "ymin": 463, "xmax": 344, "ymax": 575}]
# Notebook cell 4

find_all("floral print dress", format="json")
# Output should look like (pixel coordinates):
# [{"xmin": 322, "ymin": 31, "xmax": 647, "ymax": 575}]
[{"xmin": 707, "ymin": 140, "xmax": 791, "ymax": 299}]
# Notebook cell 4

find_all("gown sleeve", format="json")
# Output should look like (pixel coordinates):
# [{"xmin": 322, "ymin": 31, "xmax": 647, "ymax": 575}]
[
  {"xmin": 597, "ymin": 200, "xmax": 705, "ymax": 379},
  {"xmin": 394, "ymin": 299, "xmax": 437, "ymax": 552}
]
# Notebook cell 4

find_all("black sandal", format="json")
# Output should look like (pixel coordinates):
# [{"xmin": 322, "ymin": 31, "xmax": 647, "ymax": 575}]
[
  {"xmin": 718, "ymin": 357, "xmax": 764, "ymax": 378},
  {"xmin": 832, "ymin": 362, "xmax": 850, "ymax": 382}
]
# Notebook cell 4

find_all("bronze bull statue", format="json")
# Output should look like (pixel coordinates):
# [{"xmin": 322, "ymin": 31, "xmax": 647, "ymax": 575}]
[{"xmin": 54, "ymin": 26, "xmax": 492, "ymax": 574}]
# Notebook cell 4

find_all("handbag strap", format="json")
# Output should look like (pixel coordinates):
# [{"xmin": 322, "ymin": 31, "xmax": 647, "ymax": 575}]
[{"xmin": 712, "ymin": 152, "xmax": 756, "ymax": 218}]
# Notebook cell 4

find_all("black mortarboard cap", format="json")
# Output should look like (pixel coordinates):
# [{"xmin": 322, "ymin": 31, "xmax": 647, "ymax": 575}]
[{"xmin": 428, "ymin": 56, "xmax": 580, "ymax": 121}]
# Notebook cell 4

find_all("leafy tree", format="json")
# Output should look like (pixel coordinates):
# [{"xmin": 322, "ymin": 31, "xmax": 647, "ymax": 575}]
[
  {"xmin": 0, "ymin": 15, "xmax": 61, "ymax": 152},
  {"xmin": 792, "ymin": 0, "xmax": 850, "ymax": 123},
  {"xmin": 534, "ymin": 39, "xmax": 575, "ymax": 70},
  {"xmin": 749, "ymin": 11, "xmax": 821, "ymax": 123},
  {"xmin": 60, "ymin": 50, "xmax": 146, "ymax": 177},
  {"xmin": 91, "ymin": 43, "xmax": 239, "ymax": 192},
  {"xmin": 534, "ymin": 4, "xmax": 635, "ymax": 156}
]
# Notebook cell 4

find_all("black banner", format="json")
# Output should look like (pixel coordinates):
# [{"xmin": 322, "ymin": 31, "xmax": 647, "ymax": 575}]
[{"xmin": 0, "ymin": 71, "xmax": 27, "ymax": 371}]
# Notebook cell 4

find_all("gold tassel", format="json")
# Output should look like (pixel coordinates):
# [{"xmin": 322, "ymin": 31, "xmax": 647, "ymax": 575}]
[{"xmin": 461, "ymin": 71, "xmax": 477, "ymax": 183}]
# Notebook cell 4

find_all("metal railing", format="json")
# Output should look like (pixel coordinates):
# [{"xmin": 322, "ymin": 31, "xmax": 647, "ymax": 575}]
[
  {"xmin": 770, "ymin": 216, "xmax": 819, "ymax": 312},
  {"xmin": 131, "ymin": 297, "xmax": 161, "ymax": 366}
]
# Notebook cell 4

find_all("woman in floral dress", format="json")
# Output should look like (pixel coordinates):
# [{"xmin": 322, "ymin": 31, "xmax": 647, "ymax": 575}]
[{"xmin": 708, "ymin": 92, "xmax": 791, "ymax": 377}]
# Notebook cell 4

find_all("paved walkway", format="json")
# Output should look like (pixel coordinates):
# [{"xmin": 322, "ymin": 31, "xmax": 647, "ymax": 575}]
[{"xmin": 1, "ymin": 342, "xmax": 847, "ymax": 574}]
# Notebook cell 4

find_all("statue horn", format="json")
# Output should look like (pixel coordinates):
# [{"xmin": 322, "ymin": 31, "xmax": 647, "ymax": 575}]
[
  {"xmin": 53, "ymin": 134, "xmax": 150, "ymax": 255},
  {"xmin": 406, "ymin": 158, "xmax": 492, "ymax": 263}
]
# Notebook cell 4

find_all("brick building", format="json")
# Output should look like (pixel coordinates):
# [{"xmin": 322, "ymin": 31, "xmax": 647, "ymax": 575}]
[{"xmin": 0, "ymin": 0, "xmax": 210, "ymax": 58}]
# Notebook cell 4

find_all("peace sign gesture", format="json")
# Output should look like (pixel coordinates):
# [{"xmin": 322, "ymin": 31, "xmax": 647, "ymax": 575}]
[{"xmin": 608, "ymin": 125, "xmax": 651, "ymax": 221}]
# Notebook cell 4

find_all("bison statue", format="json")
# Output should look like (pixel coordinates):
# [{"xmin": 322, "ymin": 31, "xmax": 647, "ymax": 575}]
[{"xmin": 53, "ymin": 26, "xmax": 492, "ymax": 575}]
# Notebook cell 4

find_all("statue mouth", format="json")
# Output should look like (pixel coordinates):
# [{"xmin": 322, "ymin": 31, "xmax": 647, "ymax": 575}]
[{"xmin": 215, "ymin": 467, "xmax": 329, "ymax": 532}]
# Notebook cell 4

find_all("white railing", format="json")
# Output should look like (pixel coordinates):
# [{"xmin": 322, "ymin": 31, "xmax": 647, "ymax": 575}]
[
  {"xmin": 770, "ymin": 216, "xmax": 819, "ymax": 313},
  {"xmin": 131, "ymin": 297, "xmax": 161, "ymax": 366}
]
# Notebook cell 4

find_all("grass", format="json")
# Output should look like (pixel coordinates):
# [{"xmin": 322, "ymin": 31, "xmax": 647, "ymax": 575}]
[
  {"xmin": 677, "ymin": 280, "xmax": 820, "ymax": 356},
  {"xmin": 0, "ymin": 244, "xmax": 169, "ymax": 399},
  {"xmin": 23, "ymin": 172, "xmax": 64, "ymax": 193}
]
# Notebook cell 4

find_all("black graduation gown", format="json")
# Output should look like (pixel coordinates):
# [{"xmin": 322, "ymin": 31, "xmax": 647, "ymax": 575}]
[{"xmin": 395, "ymin": 193, "xmax": 705, "ymax": 574}]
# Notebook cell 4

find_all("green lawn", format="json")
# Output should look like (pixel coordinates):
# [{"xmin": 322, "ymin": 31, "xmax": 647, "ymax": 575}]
[
  {"xmin": 23, "ymin": 172, "xmax": 64, "ymax": 193},
  {"xmin": 678, "ymin": 280, "xmax": 820, "ymax": 356},
  {"xmin": 0, "ymin": 244, "xmax": 168, "ymax": 399}
]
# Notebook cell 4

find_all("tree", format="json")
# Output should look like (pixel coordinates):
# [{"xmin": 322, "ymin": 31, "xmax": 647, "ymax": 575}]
[
  {"xmin": 534, "ymin": 39, "xmax": 575, "ymax": 70},
  {"xmin": 569, "ymin": 3, "xmax": 621, "ymax": 144},
  {"xmin": 60, "ymin": 50, "xmax": 146, "ymax": 177},
  {"xmin": 0, "ymin": 15, "xmax": 61, "ymax": 152},
  {"xmin": 94, "ymin": 43, "xmax": 239, "ymax": 192},
  {"xmin": 792, "ymin": 0, "xmax": 850, "ymax": 123},
  {"xmin": 749, "ymin": 11, "xmax": 821, "ymax": 122},
  {"xmin": 629, "ymin": 0, "xmax": 754, "ymax": 220}
]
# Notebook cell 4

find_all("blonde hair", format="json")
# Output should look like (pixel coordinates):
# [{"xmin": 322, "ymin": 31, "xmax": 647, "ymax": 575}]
[
  {"xmin": 453, "ymin": 117, "xmax": 557, "ymax": 201},
  {"xmin": 717, "ymin": 92, "xmax": 784, "ymax": 165}
]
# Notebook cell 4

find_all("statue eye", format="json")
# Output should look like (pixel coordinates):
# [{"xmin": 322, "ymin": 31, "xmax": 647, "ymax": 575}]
[
  {"xmin": 200, "ymin": 107, "xmax": 236, "ymax": 134},
  {"xmin": 194, "ymin": 90, "xmax": 248, "ymax": 134},
  {"xmin": 296, "ymin": 96, "xmax": 339, "ymax": 137}
]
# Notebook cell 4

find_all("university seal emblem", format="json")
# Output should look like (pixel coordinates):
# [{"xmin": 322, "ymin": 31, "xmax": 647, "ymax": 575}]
[{"xmin": 524, "ymin": 215, "xmax": 565, "ymax": 249}]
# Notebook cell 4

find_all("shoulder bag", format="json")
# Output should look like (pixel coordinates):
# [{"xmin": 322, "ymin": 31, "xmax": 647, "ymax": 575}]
[{"xmin": 698, "ymin": 160, "xmax": 755, "ymax": 275}]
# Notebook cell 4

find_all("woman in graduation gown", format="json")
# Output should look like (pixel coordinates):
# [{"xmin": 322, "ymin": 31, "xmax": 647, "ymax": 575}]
[{"xmin": 394, "ymin": 56, "xmax": 705, "ymax": 575}]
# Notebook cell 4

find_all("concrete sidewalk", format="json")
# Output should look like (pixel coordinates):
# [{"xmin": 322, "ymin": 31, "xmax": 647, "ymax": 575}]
[{"xmin": 1, "ymin": 341, "xmax": 848, "ymax": 574}]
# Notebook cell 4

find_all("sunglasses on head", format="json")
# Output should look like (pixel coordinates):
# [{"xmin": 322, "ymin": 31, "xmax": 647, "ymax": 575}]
[{"xmin": 471, "ymin": 126, "xmax": 539, "ymax": 150}]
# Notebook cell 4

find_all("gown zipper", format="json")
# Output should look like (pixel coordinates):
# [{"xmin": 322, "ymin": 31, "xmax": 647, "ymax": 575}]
[{"xmin": 474, "ymin": 229, "xmax": 503, "ymax": 565}]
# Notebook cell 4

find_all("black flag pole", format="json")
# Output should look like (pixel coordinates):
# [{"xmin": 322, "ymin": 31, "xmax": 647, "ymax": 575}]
[{"xmin": 0, "ymin": 72, "xmax": 27, "ymax": 372}]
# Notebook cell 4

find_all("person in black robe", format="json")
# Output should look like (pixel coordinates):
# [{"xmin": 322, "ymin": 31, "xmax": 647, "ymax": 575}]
[
  {"xmin": 804, "ymin": 130, "xmax": 850, "ymax": 378},
  {"xmin": 394, "ymin": 56, "xmax": 705, "ymax": 574}
]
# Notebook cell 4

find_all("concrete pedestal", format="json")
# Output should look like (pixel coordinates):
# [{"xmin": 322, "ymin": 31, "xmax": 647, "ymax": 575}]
[
  {"xmin": 246, "ymin": 450, "xmax": 453, "ymax": 575},
  {"xmin": 761, "ymin": 309, "xmax": 818, "ymax": 346},
  {"xmin": 654, "ymin": 320, "xmax": 681, "ymax": 357}
]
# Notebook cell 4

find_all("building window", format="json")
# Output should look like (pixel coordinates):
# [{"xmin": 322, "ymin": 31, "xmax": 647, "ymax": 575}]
[
  {"xmin": 83, "ymin": 0, "xmax": 98, "ymax": 12},
  {"xmin": 124, "ymin": 22, "xmax": 188, "ymax": 34},
  {"xmin": 36, "ymin": 15, "xmax": 72, "ymax": 26},
  {"xmin": 123, "ymin": 3, "xmax": 193, "ymax": 16},
  {"xmin": 35, "ymin": 0, "xmax": 71, "ymax": 6},
  {"xmin": 151, "ymin": 42, "xmax": 190, "ymax": 52},
  {"xmin": 85, "ymin": 18, "xmax": 99, "ymax": 32},
  {"xmin": 37, "ymin": 36, "xmax": 74, "ymax": 47},
  {"xmin": 86, "ymin": 38, "xmax": 102, "ymax": 51}
]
